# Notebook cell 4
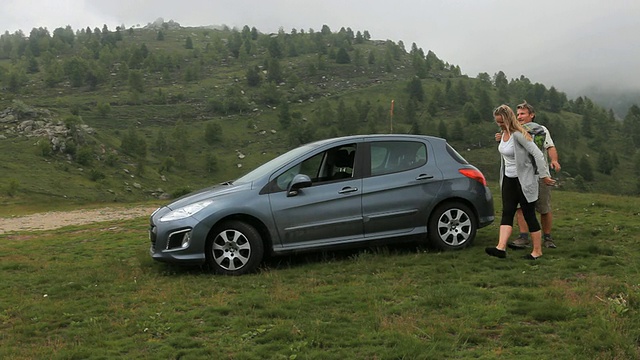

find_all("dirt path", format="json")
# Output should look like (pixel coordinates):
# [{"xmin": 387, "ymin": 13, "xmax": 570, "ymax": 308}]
[{"xmin": 0, "ymin": 205, "xmax": 159, "ymax": 234}]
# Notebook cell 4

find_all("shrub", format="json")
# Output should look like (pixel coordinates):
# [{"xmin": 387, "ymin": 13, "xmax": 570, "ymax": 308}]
[
  {"xmin": 204, "ymin": 122, "xmax": 223, "ymax": 144},
  {"xmin": 104, "ymin": 153, "xmax": 118, "ymax": 167},
  {"xmin": 96, "ymin": 102, "xmax": 111, "ymax": 117},
  {"xmin": 63, "ymin": 144, "xmax": 76, "ymax": 159},
  {"xmin": 89, "ymin": 169, "xmax": 106, "ymax": 181},
  {"xmin": 5, "ymin": 179, "xmax": 19, "ymax": 197},
  {"xmin": 76, "ymin": 146, "xmax": 94, "ymax": 166},
  {"xmin": 36, "ymin": 139, "xmax": 52, "ymax": 157}
]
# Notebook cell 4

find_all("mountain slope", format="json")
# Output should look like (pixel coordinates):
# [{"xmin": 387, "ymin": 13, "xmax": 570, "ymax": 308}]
[{"xmin": 1, "ymin": 22, "xmax": 638, "ymax": 207}]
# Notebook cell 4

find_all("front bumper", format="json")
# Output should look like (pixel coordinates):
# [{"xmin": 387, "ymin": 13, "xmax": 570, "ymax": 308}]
[{"xmin": 148, "ymin": 207, "xmax": 208, "ymax": 265}]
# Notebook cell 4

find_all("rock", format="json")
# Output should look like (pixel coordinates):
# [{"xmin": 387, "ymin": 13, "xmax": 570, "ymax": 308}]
[{"xmin": 0, "ymin": 114, "xmax": 16, "ymax": 123}]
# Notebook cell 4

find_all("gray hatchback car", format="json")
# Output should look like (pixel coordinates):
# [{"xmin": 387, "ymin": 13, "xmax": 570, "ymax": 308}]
[{"xmin": 149, "ymin": 135, "xmax": 494, "ymax": 275}]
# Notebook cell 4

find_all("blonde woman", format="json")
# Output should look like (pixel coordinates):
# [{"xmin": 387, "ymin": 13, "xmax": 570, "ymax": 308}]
[{"xmin": 486, "ymin": 105, "xmax": 555, "ymax": 260}]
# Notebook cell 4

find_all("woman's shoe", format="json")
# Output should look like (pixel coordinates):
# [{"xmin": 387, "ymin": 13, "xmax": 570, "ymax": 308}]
[{"xmin": 485, "ymin": 247, "xmax": 506, "ymax": 259}]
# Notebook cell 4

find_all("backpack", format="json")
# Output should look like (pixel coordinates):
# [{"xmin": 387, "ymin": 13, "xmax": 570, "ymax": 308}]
[
  {"xmin": 523, "ymin": 122, "xmax": 547, "ymax": 174},
  {"xmin": 523, "ymin": 121, "xmax": 546, "ymax": 151}
]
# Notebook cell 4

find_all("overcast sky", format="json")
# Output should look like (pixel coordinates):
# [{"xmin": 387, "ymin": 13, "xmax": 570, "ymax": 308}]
[{"xmin": 3, "ymin": 0, "xmax": 639, "ymax": 97}]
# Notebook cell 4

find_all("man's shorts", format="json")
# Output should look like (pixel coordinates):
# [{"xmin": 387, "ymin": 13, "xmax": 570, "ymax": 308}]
[{"xmin": 536, "ymin": 178, "xmax": 552, "ymax": 214}]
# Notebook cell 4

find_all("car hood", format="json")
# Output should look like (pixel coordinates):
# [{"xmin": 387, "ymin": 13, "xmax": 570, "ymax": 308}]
[{"xmin": 165, "ymin": 181, "xmax": 253, "ymax": 210}]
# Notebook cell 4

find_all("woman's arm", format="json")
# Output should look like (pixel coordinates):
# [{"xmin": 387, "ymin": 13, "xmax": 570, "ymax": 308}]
[{"xmin": 513, "ymin": 132, "xmax": 551, "ymax": 179}]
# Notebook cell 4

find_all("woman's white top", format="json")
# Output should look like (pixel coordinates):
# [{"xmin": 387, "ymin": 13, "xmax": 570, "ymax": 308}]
[{"xmin": 499, "ymin": 135, "xmax": 517, "ymax": 178}]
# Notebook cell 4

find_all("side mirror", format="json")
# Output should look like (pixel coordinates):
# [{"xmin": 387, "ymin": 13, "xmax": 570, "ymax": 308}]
[{"xmin": 287, "ymin": 174, "xmax": 312, "ymax": 197}]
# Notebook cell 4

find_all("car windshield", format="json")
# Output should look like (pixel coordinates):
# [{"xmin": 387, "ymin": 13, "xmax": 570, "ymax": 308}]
[{"xmin": 233, "ymin": 144, "xmax": 316, "ymax": 184}]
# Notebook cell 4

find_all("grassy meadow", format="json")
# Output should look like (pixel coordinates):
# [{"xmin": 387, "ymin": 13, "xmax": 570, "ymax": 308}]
[{"xmin": 1, "ymin": 188, "xmax": 639, "ymax": 359}]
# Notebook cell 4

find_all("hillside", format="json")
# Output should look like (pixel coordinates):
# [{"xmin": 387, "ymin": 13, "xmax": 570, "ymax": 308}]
[{"xmin": 1, "ymin": 21, "xmax": 639, "ymax": 208}]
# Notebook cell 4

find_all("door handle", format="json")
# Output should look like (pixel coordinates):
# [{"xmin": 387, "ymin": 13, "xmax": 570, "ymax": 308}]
[
  {"xmin": 416, "ymin": 174, "xmax": 434, "ymax": 180},
  {"xmin": 338, "ymin": 187, "xmax": 359, "ymax": 194}
]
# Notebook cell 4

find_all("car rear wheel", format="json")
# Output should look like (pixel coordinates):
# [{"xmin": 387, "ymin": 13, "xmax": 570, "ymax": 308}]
[
  {"xmin": 428, "ymin": 202, "xmax": 477, "ymax": 250},
  {"xmin": 207, "ymin": 220, "xmax": 264, "ymax": 276}
]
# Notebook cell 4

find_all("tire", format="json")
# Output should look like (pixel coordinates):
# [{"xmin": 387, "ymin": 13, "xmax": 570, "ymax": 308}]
[
  {"xmin": 207, "ymin": 220, "xmax": 264, "ymax": 276},
  {"xmin": 428, "ymin": 202, "xmax": 477, "ymax": 251}
]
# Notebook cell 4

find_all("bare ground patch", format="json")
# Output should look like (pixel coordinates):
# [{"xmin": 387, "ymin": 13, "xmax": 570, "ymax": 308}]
[{"xmin": 0, "ymin": 205, "xmax": 158, "ymax": 234}]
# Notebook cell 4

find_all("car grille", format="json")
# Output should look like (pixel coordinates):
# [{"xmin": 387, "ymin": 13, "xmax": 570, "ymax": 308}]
[{"xmin": 149, "ymin": 225, "xmax": 157, "ymax": 251}]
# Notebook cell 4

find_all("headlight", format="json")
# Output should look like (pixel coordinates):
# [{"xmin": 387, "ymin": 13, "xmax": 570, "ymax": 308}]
[{"xmin": 160, "ymin": 200, "xmax": 214, "ymax": 222}]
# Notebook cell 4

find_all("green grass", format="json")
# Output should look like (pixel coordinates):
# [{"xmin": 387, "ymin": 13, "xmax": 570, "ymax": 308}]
[{"xmin": 1, "ymin": 190, "xmax": 639, "ymax": 359}]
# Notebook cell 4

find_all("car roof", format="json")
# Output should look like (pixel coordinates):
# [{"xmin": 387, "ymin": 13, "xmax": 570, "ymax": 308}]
[{"xmin": 303, "ymin": 134, "xmax": 446, "ymax": 148}]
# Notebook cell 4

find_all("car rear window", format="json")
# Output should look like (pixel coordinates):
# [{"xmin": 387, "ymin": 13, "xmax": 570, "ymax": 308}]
[{"xmin": 445, "ymin": 143, "xmax": 469, "ymax": 165}]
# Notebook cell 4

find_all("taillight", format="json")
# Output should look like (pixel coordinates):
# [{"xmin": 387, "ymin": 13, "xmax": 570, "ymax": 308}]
[{"xmin": 459, "ymin": 168, "xmax": 487, "ymax": 186}]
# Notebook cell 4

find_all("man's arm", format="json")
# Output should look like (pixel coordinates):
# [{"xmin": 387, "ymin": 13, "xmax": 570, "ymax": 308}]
[
  {"xmin": 547, "ymin": 146, "xmax": 561, "ymax": 172},
  {"xmin": 541, "ymin": 125, "xmax": 560, "ymax": 172}
]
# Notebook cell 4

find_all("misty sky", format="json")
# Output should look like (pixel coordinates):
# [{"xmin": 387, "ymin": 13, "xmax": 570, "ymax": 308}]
[{"xmin": 3, "ymin": 0, "xmax": 639, "ymax": 96}]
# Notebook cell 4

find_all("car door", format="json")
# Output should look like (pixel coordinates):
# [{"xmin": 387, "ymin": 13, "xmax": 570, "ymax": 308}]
[
  {"xmin": 268, "ymin": 143, "xmax": 364, "ymax": 249},
  {"xmin": 361, "ymin": 139, "xmax": 443, "ymax": 238}
]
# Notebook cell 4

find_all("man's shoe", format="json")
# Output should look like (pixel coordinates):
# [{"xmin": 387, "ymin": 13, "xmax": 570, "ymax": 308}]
[
  {"xmin": 544, "ymin": 239, "xmax": 557, "ymax": 248},
  {"xmin": 507, "ymin": 236, "xmax": 530, "ymax": 250}
]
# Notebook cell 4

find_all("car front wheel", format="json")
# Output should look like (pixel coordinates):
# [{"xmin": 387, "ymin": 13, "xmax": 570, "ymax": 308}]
[
  {"xmin": 207, "ymin": 220, "xmax": 264, "ymax": 275},
  {"xmin": 428, "ymin": 202, "xmax": 477, "ymax": 250}
]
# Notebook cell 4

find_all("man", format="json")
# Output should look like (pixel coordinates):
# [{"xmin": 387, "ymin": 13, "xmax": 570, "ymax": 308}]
[{"xmin": 508, "ymin": 101, "xmax": 561, "ymax": 249}]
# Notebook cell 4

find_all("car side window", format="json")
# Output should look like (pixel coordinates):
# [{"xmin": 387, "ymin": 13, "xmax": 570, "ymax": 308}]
[
  {"xmin": 275, "ymin": 153, "xmax": 321, "ymax": 191},
  {"xmin": 370, "ymin": 141, "xmax": 426, "ymax": 176},
  {"xmin": 326, "ymin": 146, "xmax": 356, "ymax": 180},
  {"xmin": 274, "ymin": 144, "xmax": 357, "ymax": 191}
]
